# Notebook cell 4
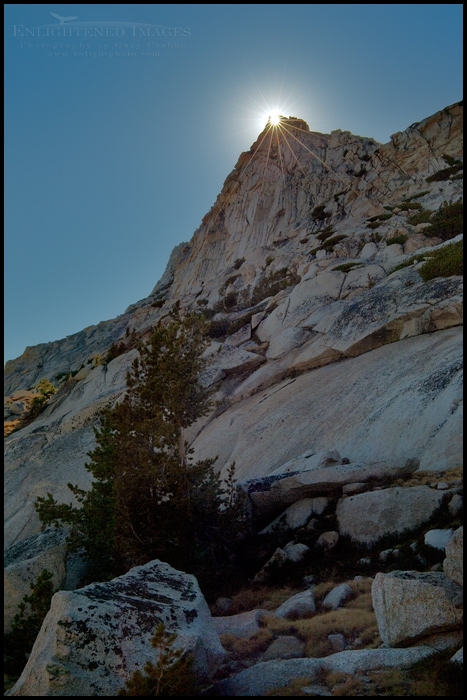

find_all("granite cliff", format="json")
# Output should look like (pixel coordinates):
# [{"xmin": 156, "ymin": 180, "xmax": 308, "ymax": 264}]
[{"xmin": 4, "ymin": 103, "xmax": 463, "ymax": 550}]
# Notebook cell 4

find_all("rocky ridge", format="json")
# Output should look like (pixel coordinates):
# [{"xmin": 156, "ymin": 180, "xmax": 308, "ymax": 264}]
[
  {"xmin": 4, "ymin": 102, "xmax": 463, "ymax": 549},
  {"xmin": 3, "ymin": 102, "xmax": 464, "ymax": 696}
]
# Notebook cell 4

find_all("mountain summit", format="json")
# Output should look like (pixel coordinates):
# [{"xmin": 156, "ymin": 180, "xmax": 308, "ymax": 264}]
[{"xmin": 4, "ymin": 101, "xmax": 463, "ymax": 549}]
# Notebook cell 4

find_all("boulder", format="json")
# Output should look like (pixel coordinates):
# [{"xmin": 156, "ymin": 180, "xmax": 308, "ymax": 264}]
[
  {"xmin": 424, "ymin": 529, "xmax": 454, "ymax": 551},
  {"xmin": 212, "ymin": 609, "xmax": 265, "ymax": 639},
  {"xmin": 321, "ymin": 583, "xmax": 353, "ymax": 610},
  {"xmin": 316, "ymin": 531, "xmax": 340, "ymax": 552},
  {"xmin": 260, "ymin": 497, "xmax": 330, "ymax": 534},
  {"xmin": 371, "ymin": 570, "xmax": 463, "ymax": 647},
  {"xmin": 4, "ymin": 528, "xmax": 68, "ymax": 633},
  {"xmin": 274, "ymin": 589, "xmax": 316, "ymax": 619},
  {"xmin": 210, "ymin": 647, "xmax": 435, "ymax": 696},
  {"xmin": 443, "ymin": 526, "xmax": 463, "ymax": 587},
  {"xmin": 261, "ymin": 635, "xmax": 306, "ymax": 661},
  {"xmin": 336, "ymin": 485, "xmax": 449, "ymax": 545},
  {"xmin": 7, "ymin": 559, "xmax": 225, "ymax": 696},
  {"xmin": 253, "ymin": 542, "xmax": 310, "ymax": 584},
  {"xmin": 328, "ymin": 633, "xmax": 346, "ymax": 652}
]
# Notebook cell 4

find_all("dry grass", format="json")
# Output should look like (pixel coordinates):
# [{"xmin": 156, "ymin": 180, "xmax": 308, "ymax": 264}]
[
  {"xmin": 219, "ymin": 629, "xmax": 273, "ymax": 661},
  {"xmin": 393, "ymin": 466, "xmax": 463, "ymax": 488},
  {"xmin": 225, "ymin": 585, "xmax": 301, "ymax": 615},
  {"xmin": 264, "ymin": 676, "xmax": 316, "ymax": 696}
]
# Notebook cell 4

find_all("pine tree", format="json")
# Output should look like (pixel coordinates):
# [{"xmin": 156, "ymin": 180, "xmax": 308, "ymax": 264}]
[{"xmin": 35, "ymin": 311, "xmax": 247, "ymax": 583}]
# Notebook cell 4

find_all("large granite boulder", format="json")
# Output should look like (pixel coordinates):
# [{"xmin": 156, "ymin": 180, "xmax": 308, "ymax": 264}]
[
  {"xmin": 336, "ymin": 485, "xmax": 449, "ymax": 545},
  {"xmin": 7, "ymin": 559, "xmax": 225, "ymax": 696},
  {"xmin": 371, "ymin": 570, "xmax": 463, "ymax": 647}
]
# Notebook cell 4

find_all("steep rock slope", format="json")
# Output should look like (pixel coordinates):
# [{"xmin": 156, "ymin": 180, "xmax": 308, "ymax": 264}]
[{"xmin": 4, "ymin": 103, "xmax": 463, "ymax": 549}]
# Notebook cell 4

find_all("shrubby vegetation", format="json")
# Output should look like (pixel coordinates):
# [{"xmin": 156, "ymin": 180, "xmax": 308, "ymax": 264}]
[
  {"xmin": 4, "ymin": 569, "xmax": 56, "ymax": 680},
  {"xmin": 425, "ymin": 199, "xmax": 463, "ymax": 241},
  {"xmin": 118, "ymin": 623, "xmax": 199, "ymax": 696},
  {"xmin": 386, "ymin": 232, "xmax": 408, "ymax": 247},
  {"xmin": 419, "ymin": 240, "xmax": 463, "ymax": 281}
]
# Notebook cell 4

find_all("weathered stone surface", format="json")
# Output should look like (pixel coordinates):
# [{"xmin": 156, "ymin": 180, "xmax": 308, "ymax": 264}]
[
  {"xmin": 372, "ymin": 571, "xmax": 463, "ymax": 647},
  {"xmin": 274, "ymin": 589, "xmax": 316, "ymax": 619},
  {"xmin": 266, "ymin": 327, "xmax": 312, "ymax": 359},
  {"xmin": 328, "ymin": 633, "xmax": 346, "ymax": 652},
  {"xmin": 450, "ymin": 647, "xmax": 463, "ymax": 665},
  {"xmin": 7, "ymin": 560, "xmax": 225, "ymax": 696},
  {"xmin": 424, "ymin": 529, "xmax": 454, "ymax": 551},
  {"xmin": 225, "ymin": 324, "xmax": 252, "ymax": 348},
  {"xmin": 321, "ymin": 583, "xmax": 353, "ymax": 610},
  {"xmin": 253, "ymin": 543, "xmax": 310, "ymax": 584},
  {"xmin": 243, "ymin": 460, "xmax": 419, "ymax": 521},
  {"xmin": 205, "ymin": 342, "xmax": 265, "ymax": 375},
  {"xmin": 193, "ymin": 328, "xmax": 462, "ymax": 491},
  {"xmin": 269, "ymin": 450, "xmax": 342, "ymax": 477},
  {"xmin": 261, "ymin": 635, "xmax": 306, "ymax": 661},
  {"xmin": 260, "ymin": 497, "xmax": 330, "ymax": 534},
  {"xmin": 336, "ymin": 486, "xmax": 449, "ymax": 545},
  {"xmin": 316, "ymin": 531, "xmax": 340, "ymax": 552},
  {"xmin": 4, "ymin": 528, "xmax": 68, "ymax": 634},
  {"xmin": 444, "ymin": 526, "xmax": 463, "ymax": 587},
  {"xmin": 210, "ymin": 647, "xmax": 435, "ymax": 695},
  {"xmin": 213, "ymin": 609, "xmax": 265, "ymax": 639}
]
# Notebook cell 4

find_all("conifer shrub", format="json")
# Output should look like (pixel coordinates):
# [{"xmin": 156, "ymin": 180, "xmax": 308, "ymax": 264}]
[
  {"xmin": 425, "ymin": 199, "xmax": 463, "ymax": 241},
  {"xmin": 386, "ymin": 233, "xmax": 408, "ymax": 246},
  {"xmin": 419, "ymin": 240, "xmax": 463, "ymax": 281},
  {"xmin": 4, "ymin": 569, "xmax": 56, "ymax": 678},
  {"xmin": 250, "ymin": 269, "xmax": 300, "ymax": 305},
  {"xmin": 312, "ymin": 205, "xmax": 329, "ymax": 221},
  {"xmin": 316, "ymin": 225, "xmax": 336, "ymax": 241},
  {"xmin": 118, "ymin": 623, "xmax": 200, "ymax": 696}
]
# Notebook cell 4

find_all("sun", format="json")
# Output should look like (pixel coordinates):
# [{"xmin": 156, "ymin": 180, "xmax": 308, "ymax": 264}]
[{"xmin": 269, "ymin": 112, "xmax": 281, "ymax": 126}]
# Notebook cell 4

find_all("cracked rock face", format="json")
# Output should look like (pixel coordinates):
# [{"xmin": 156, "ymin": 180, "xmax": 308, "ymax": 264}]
[{"xmin": 7, "ymin": 559, "xmax": 225, "ymax": 697}]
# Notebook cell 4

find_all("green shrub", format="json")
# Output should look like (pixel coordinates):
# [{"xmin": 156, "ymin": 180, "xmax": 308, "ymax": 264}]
[
  {"xmin": 386, "ymin": 233, "xmax": 408, "ymax": 246},
  {"xmin": 366, "ymin": 213, "xmax": 393, "ymax": 223},
  {"xmin": 316, "ymin": 225, "xmax": 336, "ymax": 242},
  {"xmin": 426, "ymin": 164, "xmax": 463, "ymax": 182},
  {"xmin": 419, "ymin": 240, "xmax": 463, "ymax": 281},
  {"xmin": 332, "ymin": 262, "xmax": 363, "ymax": 273},
  {"xmin": 250, "ymin": 269, "xmax": 300, "ymax": 305},
  {"xmin": 398, "ymin": 201, "xmax": 423, "ymax": 211},
  {"xmin": 118, "ymin": 623, "xmax": 199, "ymax": 696},
  {"xmin": 321, "ymin": 235, "xmax": 346, "ymax": 251},
  {"xmin": 407, "ymin": 209, "xmax": 433, "ymax": 225},
  {"xmin": 312, "ymin": 205, "xmax": 329, "ymax": 221},
  {"xmin": 405, "ymin": 190, "xmax": 430, "ymax": 202},
  {"xmin": 425, "ymin": 199, "xmax": 463, "ymax": 241},
  {"xmin": 4, "ymin": 569, "xmax": 56, "ymax": 677}
]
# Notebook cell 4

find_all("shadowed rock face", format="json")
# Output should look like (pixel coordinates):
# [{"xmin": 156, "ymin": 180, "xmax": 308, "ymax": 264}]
[
  {"xmin": 7, "ymin": 560, "xmax": 226, "ymax": 697},
  {"xmin": 4, "ymin": 102, "xmax": 464, "ymax": 549}
]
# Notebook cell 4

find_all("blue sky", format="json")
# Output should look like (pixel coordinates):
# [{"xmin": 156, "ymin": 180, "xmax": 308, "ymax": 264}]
[{"xmin": 4, "ymin": 4, "xmax": 463, "ymax": 363}]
